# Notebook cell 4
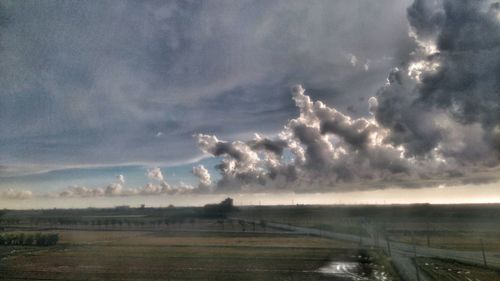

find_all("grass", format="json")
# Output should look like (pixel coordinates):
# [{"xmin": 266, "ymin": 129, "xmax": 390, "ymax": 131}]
[
  {"xmin": 370, "ymin": 249, "xmax": 402, "ymax": 281},
  {"xmin": 3, "ymin": 204, "xmax": 500, "ymax": 280},
  {"xmin": 388, "ymin": 231, "xmax": 500, "ymax": 251},
  {"xmin": 0, "ymin": 230, "xmax": 397, "ymax": 281},
  {"xmin": 416, "ymin": 257, "xmax": 500, "ymax": 281},
  {"xmin": 237, "ymin": 205, "xmax": 500, "ymax": 252}
]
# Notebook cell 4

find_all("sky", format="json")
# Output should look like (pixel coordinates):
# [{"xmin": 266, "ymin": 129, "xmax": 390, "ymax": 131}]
[{"xmin": 1, "ymin": 0, "xmax": 500, "ymax": 207}]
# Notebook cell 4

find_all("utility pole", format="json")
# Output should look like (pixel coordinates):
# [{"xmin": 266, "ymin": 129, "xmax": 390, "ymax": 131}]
[
  {"xmin": 386, "ymin": 237, "xmax": 392, "ymax": 257},
  {"xmin": 480, "ymin": 238, "xmax": 488, "ymax": 267},
  {"xmin": 426, "ymin": 222, "xmax": 431, "ymax": 247},
  {"xmin": 413, "ymin": 234, "xmax": 421, "ymax": 281}
]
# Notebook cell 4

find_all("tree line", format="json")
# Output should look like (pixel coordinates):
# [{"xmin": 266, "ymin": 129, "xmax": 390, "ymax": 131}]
[{"xmin": 0, "ymin": 233, "xmax": 59, "ymax": 246}]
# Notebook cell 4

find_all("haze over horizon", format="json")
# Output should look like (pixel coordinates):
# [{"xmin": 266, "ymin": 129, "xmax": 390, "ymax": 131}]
[{"xmin": 1, "ymin": 0, "xmax": 500, "ymax": 208}]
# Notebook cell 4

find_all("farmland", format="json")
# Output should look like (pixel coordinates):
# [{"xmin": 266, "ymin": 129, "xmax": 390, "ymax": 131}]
[
  {"xmin": 237, "ymin": 204, "xmax": 500, "ymax": 252},
  {"xmin": 416, "ymin": 258, "xmax": 500, "ymax": 281},
  {"xmin": 0, "ymin": 228, "xmax": 396, "ymax": 280},
  {"xmin": 1, "ymin": 203, "xmax": 500, "ymax": 280}
]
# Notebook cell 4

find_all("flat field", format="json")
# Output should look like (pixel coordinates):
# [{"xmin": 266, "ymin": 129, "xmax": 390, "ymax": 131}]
[
  {"xmin": 237, "ymin": 204, "xmax": 500, "ymax": 251},
  {"xmin": 0, "ymin": 229, "xmax": 396, "ymax": 281},
  {"xmin": 2, "ymin": 204, "xmax": 500, "ymax": 280},
  {"xmin": 416, "ymin": 257, "xmax": 500, "ymax": 281}
]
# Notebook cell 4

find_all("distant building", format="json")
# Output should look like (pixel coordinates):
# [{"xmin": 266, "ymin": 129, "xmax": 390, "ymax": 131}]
[
  {"xmin": 203, "ymin": 197, "xmax": 237, "ymax": 218},
  {"xmin": 115, "ymin": 205, "xmax": 130, "ymax": 210},
  {"xmin": 140, "ymin": 204, "xmax": 145, "ymax": 209}
]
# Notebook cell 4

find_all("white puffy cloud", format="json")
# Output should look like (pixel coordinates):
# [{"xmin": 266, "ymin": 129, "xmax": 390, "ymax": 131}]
[
  {"xmin": 195, "ymin": 80, "xmax": 500, "ymax": 192},
  {"xmin": 57, "ymin": 168, "xmax": 197, "ymax": 197},
  {"xmin": 192, "ymin": 165, "xmax": 212, "ymax": 189},
  {"xmin": 0, "ymin": 188, "xmax": 33, "ymax": 200},
  {"xmin": 142, "ymin": 183, "xmax": 161, "ymax": 194},
  {"xmin": 196, "ymin": 133, "xmax": 265, "ymax": 189},
  {"xmin": 176, "ymin": 182, "xmax": 195, "ymax": 193},
  {"xmin": 60, "ymin": 186, "xmax": 104, "ymax": 198},
  {"xmin": 117, "ymin": 174, "xmax": 125, "ymax": 184},
  {"xmin": 147, "ymin": 167, "xmax": 164, "ymax": 181},
  {"xmin": 105, "ymin": 183, "xmax": 124, "ymax": 196}
]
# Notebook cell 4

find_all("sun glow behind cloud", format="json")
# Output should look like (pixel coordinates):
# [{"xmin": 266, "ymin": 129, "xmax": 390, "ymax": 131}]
[{"xmin": 1, "ymin": 182, "xmax": 500, "ymax": 209}]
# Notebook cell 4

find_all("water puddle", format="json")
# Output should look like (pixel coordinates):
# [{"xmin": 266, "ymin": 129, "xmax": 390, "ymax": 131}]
[{"xmin": 318, "ymin": 261, "xmax": 390, "ymax": 281}]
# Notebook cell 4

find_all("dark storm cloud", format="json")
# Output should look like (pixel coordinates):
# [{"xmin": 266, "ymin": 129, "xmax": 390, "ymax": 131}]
[
  {"xmin": 193, "ymin": 0, "xmax": 500, "ymax": 193},
  {"xmin": 373, "ymin": 77, "xmax": 446, "ymax": 157},
  {"xmin": 374, "ymin": 0, "xmax": 500, "ymax": 162},
  {"xmin": 248, "ymin": 137, "xmax": 288, "ymax": 156},
  {"xmin": 0, "ymin": 0, "xmax": 413, "ymax": 175},
  {"xmin": 412, "ymin": 0, "xmax": 500, "ymax": 126},
  {"xmin": 406, "ymin": 0, "xmax": 445, "ymax": 41},
  {"xmin": 291, "ymin": 123, "xmax": 334, "ymax": 170}
]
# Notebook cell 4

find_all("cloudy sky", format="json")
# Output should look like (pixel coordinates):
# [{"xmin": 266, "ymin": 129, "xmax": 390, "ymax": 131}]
[{"xmin": 1, "ymin": 0, "xmax": 499, "ymax": 207}]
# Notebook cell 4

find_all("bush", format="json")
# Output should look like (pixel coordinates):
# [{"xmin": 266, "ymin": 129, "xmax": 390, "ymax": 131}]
[{"xmin": 23, "ymin": 234, "xmax": 34, "ymax": 245}]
